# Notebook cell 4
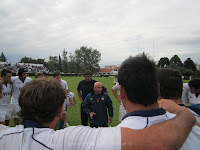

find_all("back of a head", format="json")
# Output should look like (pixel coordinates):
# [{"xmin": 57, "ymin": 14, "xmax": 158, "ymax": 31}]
[
  {"xmin": 189, "ymin": 78, "xmax": 200, "ymax": 89},
  {"xmin": 158, "ymin": 68, "xmax": 183, "ymax": 99},
  {"xmin": 18, "ymin": 67, "xmax": 28, "ymax": 77},
  {"xmin": 18, "ymin": 78, "xmax": 66, "ymax": 125},
  {"xmin": 118, "ymin": 54, "xmax": 158, "ymax": 106},
  {"xmin": 52, "ymin": 70, "xmax": 61, "ymax": 77},
  {"xmin": 35, "ymin": 72, "xmax": 43, "ymax": 78}
]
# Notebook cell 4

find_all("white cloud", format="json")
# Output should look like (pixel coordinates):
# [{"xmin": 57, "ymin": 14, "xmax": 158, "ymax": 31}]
[{"xmin": 0, "ymin": 0, "xmax": 200, "ymax": 67}]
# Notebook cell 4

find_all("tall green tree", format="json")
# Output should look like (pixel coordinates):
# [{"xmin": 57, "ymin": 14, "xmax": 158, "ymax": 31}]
[
  {"xmin": 184, "ymin": 58, "xmax": 196, "ymax": 71},
  {"xmin": 74, "ymin": 46, "xmax": 101, "ymax": 73},
  {"xmin": 170, "ymin": 55, "xmax": 183, "ymax": 67},
  {"xmin": 0, "ymin": 52, "xmax": 7, "ymax": 62},
  {"xmin": 157, "ymin": 57, "xmax": 170, "ymax": 67},
  {"xmin": 47, "ymin": 55, "xmax": 59, "ymax": 72}
]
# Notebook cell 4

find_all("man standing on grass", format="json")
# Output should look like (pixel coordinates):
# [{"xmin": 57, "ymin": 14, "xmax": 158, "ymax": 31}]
[
  {"xmin": 83, "ymin": 82, "xmax": 113, "ymax": 128},
  {"xmin": 0, "ymin": 78, "xmax": 196, "ymax": 150},
  {"xmin": 53, "ymin": 70, "xmax": 72, "ymax": 129},
  {"xmin": 77, "ymin": 70, "xmax": 107, "ymax": 126},
  {"xmin": 112, "ymin": 82, "xmax": 126, "ymax": 122},
  {"xmin": 11, "ymin": 67, "xmax": 32, "ymax": 126},
  {"xmin": 116, "ymin": 54, "xmax": 200, "ymax": 149},
  {"xmin": 0, "ymin": 69, "xmax": 12, "ymax": 126}
]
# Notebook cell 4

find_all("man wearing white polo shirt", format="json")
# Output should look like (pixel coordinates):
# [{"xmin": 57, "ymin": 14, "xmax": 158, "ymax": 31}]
[
  {"xmin": 0, "ymin": 69, "xmax": 12, "ymax": 126},
  {"xmin": 182, "ymin": 78, "xmax": 200, "ymax": 105},
  {"xmin": 53, "ymin": 70, "xmax": 72, "ymax": 129},
  {"xmin": 0, "ymin": 78, "xmax": 196, "ymax": 150},
  {"xmin": 117, "ymin": 54, "xmax": 200, "ymax": 150},
  {"xmin": 11, "ymin": 67, "xmax": 32, "ymax": 126}
]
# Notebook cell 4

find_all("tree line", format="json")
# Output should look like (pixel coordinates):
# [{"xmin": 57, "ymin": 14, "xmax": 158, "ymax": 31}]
[
  {"xmin": 0, "ymin": 46, "xmax": 101, "ymax": 73},
  {"xmin": 0, "ymin": 49, "xmax": 199, "ymax": 77},
  {"xmin": 157, "ymin": 55, "xmax": 200, "ymax": 79}
]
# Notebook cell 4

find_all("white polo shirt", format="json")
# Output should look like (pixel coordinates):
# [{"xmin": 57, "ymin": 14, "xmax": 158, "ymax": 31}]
[
  {"xmin": 182, "ymin": 83, "xmax": 200, "ymax": 104},
  {"xmin": 117, "ymin": 108, "xmax": 200, "ymax": 150},
  {"xmin": 11, "ymin": 76, "xmax": 32, "ymax": 104},
  {"xmin": 0, "ymin": 125, "xmax": 121, "ymax": 150},
  {"xmin": 0, "ymin": 83, "xmax": 12, "ymax": 108},
  {"xmin": 61, "ymin": 79, "xmax": 68, "ymax": 91}
]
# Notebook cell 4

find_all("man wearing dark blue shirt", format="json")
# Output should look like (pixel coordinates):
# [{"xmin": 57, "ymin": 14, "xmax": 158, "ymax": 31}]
[
  {"xmin": 77, "ymin": 70, "xmax": 107, "ymax": 126},
  {"xmin": 83, "ymin": 82, "xmax": 113, "ymax": 127}
]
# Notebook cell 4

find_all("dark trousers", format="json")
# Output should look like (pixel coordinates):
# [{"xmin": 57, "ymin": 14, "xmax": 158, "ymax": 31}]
[
  {"xmin": 90, "ymin": 123, "xmax": 108, "ymax": 128},
  {"xmin": 81, "ymin": 103, "xmax": 88, "ymax": 126}
]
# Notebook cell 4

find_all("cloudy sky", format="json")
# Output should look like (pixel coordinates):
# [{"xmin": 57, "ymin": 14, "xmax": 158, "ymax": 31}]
[{"xmin": 1, "ymin": 0, "xmax": 200, "ymax": 67}]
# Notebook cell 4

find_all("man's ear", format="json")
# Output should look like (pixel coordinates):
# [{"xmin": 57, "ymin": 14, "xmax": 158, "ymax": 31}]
[
  {"xmin": 119, "ymin": 85, "xmax": 127, "ymax": 100},
  {"xmin": 58, "ymin": 103, "xmax": 64, "ymax": 118}
]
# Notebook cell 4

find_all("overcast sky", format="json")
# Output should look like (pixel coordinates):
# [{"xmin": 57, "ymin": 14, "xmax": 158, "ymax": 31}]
[{"xmin": 1, "ymin": 0, "xmax": 200, "ymax": 67}]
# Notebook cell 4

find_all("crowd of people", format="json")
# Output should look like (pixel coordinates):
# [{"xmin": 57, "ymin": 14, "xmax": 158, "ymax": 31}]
[
  {"xmin": 0, "ymin": 62, "xmax": 49, "ymax": 74},
  {"xmin": 0, "ymin": 54, "xmax": 200, "ymax": 149}
]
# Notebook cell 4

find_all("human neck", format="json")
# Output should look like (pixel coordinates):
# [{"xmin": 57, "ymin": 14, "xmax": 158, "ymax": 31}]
[
  {"xmin": 19, "ymin": 76, "xmax": 25, "ymax": 82},
  {"xmin": 126, "ymin": 101, "xmax": 159, "ymax": 114},
  {"xmin": 43, "ymin": 118, "xmax": 59, "ymax": 130},
  {"xmin": 170, "ymin": 98, "xmax": 183, "ymax": 105}
]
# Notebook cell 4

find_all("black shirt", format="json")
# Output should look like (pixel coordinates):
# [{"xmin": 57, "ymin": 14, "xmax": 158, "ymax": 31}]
[{"xmin": 77, "ymin": 79, "xmax": 107, "ymax": 100}]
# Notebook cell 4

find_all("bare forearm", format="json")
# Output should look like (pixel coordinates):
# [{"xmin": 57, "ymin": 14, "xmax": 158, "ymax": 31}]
[
  {"xmin": 121, "ymin": 107, "xmax": 195, "ymax": 150},
  {"xmin": 112, "ymin": 89, "xmax": 121, "ymax": 102}
]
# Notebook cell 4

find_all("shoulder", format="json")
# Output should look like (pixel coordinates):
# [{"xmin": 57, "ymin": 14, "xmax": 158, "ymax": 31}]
[
  {"xmin": 103, "ymin": 92, "xmax": 109, "ymax": 97},
  {"xmin": 78, "ymin": 80, "xmax": 86, "ymax": 85},
  {"xmin": 26, "ymin": 77, "xmax": 32, "ymax": 81},
  {"xmin": 183, "ymin": 83, "xmax": 190, "ymax": 89},
  {"xmin": 0, "ymin": 125, "xmax": 24, "ymax": 137},
  {"xmin": 11, "ymin": 76, "xmax": 18, "ymax": 82},
  {"xmin": 55, "ymin": 126, "xmax": 121, "ymax": 150},
  {"xmin": 92, "ymin": 79, "xmax": 97, "ymax": 82},
  {"xmin": 61, "ymin": 79, "xmax": 67, "ymax": 84},
  {"xmin": 182, "ymin": 125, "xmax": 200, "ymax": 149},
  {"xmin": 85, "ymin": 93, "xmax": 92, "ymax": 99},
  {"xmin": 117, "ymin": 116, "xmax": 146, "ymax": 129}
]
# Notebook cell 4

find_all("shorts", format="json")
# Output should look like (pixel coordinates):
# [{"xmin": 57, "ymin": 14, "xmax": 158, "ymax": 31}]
[
  {"xmin": 0, "ymin": 108, "xmax": 11, "ymax": 122},
  {"xmin": 11, "ymin": 103, "xmax": 21, "ymax": 118}
]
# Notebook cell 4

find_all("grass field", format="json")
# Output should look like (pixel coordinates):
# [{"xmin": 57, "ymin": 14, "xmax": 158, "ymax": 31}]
[{"xmin": 9, "ymin": 76, "xmax": 189, "ymax": 128}]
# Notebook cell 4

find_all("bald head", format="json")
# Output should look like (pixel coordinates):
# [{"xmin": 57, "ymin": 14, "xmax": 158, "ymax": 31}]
[{"xmin": 94, "ymin": 82, "xmax": 103, "ymax": 95}]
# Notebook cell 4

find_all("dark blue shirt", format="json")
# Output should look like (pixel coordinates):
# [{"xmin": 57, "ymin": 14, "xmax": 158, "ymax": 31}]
[{"xmin": 83, "ymin": 92, "xmax": 113, "ymax": 126}]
